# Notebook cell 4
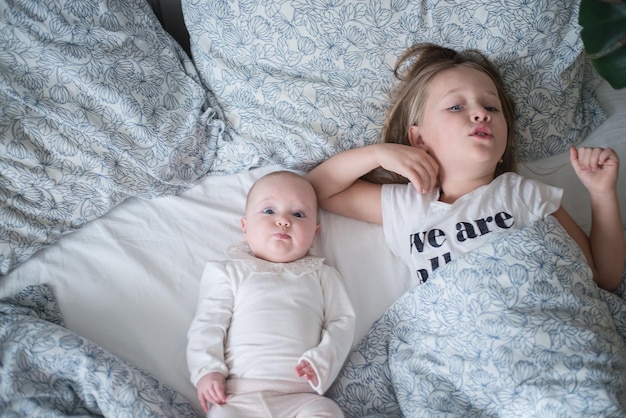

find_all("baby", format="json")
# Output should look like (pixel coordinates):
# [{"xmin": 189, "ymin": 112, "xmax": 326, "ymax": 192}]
[{"xmin": 187, "ymin": 170, "xmax": 356, "ymax": 417}]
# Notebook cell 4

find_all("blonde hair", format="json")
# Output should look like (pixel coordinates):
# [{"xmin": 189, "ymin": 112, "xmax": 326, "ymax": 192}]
[{"xmin": 368, "ymin": 43, "xmax": 516, "ymax": 184}]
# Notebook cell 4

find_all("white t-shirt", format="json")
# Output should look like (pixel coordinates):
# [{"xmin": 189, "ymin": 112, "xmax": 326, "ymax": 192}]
[
  {"xmin": 382, "ymin": 172, "xmax": 562, "ymax": 285},
  {"xmin": 186, "ymin": 244, "xmax": 356, "ymax": 395}
]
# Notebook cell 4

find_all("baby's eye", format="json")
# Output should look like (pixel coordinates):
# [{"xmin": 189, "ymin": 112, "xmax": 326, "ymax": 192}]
[
  {"xmin": 448, "ymin": 105, "xmax": 462, "ymax": 111},
  {"xmin": 293, "ymin": 211, "xmax": 304, "ymax": 218},
  {"xmin": 262, "ymin": 208, "xmax": 274, "ymax": 215}
]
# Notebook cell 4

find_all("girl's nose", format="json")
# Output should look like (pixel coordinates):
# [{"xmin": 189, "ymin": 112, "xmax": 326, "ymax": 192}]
[{"xmin": 473, "ymin": 109, "xmax": 490, "ymax": 122}]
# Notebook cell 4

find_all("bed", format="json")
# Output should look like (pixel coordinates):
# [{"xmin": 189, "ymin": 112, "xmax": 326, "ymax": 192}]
[{"xmin": 1, "ymin": 0, "xmax": 625, "ymax": 416}]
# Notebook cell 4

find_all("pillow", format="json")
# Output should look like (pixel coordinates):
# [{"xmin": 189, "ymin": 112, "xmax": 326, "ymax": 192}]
[
  {"xmin": 0, "ymin": 284, "xmax": 198, "ymax": 417},
  {"xmin": 0, "ymin": 0, "xmax": 225, "ymax": 275},
  {"xmin": 182, "ymin": 0, "xmax": 605, "ymax": 172}
]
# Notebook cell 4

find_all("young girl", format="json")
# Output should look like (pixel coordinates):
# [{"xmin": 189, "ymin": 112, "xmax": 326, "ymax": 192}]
[
  {"xmin": 307, "ymin": 43, "xmax": 624, "ymax": 291},
  {"xmin": 187, "ymin": 170, "xmax": 355, "ymax": 417}
]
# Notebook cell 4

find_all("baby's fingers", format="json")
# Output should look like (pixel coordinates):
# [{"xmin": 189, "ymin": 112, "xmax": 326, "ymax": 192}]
[
  {"xmin": 211, "ymin": 385, "xmax": 227, "ymax": 404},
  {"xmin": 296, "ymin": 361, "xmax": 313, "ymax": 377}
]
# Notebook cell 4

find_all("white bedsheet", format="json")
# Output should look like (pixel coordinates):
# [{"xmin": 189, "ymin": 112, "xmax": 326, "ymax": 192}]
[{"xmin": 1, "ymin": 80, "xmax": 625, "ymax": 415}]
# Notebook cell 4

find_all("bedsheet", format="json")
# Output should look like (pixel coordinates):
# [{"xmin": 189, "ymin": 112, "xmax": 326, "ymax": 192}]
[
  {"xmin": 329, "ymin": 216, "xmax": 626, "ymax": 417},
  {"xmin": 0, "ymin": 284, "xmax": 197, "ymax": 417}
]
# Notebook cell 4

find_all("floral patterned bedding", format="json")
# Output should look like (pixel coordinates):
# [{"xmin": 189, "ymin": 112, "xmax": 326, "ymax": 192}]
[
  {"xmin": 0, "ymin": 0, "xmax": 224, "ymax": 276},
  {"xmin": 1, "ymin": 0, "xmax": 624, "ymax": 416},
  {"xmin": 0, "ymin": 284, "xmax": 198, "ymax": 417},
  {"xmin": 183, "ymin": 0, "xmax": 605, "ymax": 173},
  {"xmin": 328, "ymin": 216, "xmax": 626, "ymax": 417}
]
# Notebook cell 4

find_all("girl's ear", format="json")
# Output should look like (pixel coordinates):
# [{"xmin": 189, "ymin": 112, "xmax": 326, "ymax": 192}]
[{"xmin": 408, "ymin": 125, "xmax": 424, "ymax": 148}]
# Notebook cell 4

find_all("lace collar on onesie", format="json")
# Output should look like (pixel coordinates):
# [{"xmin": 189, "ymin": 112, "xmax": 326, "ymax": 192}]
[{"xmin": 225, "ymin": 243, "xmax": 324, "ymax": 276}]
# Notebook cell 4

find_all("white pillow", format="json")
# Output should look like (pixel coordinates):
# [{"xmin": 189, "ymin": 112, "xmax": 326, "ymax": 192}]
[{"xmin": 182, "ymin": 0, "xmax": 605, "ymax": 173}]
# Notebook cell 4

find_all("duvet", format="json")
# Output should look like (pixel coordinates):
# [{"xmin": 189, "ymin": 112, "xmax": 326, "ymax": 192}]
[{"xmin": 329, "ymin": 216, "xmax": 626, "ymax": 417}]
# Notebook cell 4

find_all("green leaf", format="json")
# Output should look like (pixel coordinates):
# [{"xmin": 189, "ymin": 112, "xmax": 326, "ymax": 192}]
[
  {"xmin": 591, "ymin": 45, "xmax": 626, "ymax": 89},
  {"xmin": 579, "ymin": 0, "xmax": 626, "ymax": 89}
]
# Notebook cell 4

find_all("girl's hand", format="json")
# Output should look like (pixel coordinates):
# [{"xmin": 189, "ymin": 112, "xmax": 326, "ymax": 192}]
[
  {"xmin": 295, "ymin": 359, "xmax": 319, "ymax": 387},
  {"xmin": 376, "ymin": 143, "xmax": 439, "ymax": 193},
  {"xmin": 570, "ymin": 146, "xmax": 620, "ymax": 195},
  {"xmin": 196, "ymin": 372, "xmax": 227, "ymax": 413}
]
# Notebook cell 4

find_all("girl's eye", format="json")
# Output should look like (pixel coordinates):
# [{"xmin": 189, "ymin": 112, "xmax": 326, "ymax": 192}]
[
  {"xmin": 485, "ymin": 106, "xmax": 499, "ymax": 112},
  {"xmin": 293, "ymin": 212, "xmax": 304, "ymax": 218},
  {"xmin": 262, "ymin": 208, "xmax": 274, "ymax": 215}
]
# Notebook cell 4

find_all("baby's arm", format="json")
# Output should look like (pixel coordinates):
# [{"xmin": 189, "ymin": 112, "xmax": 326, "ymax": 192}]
[
  {"xmin": 187, "ymin": 263, "xmax": 234, "ymax": 409},
  {"xmin": 297, "ymin": 267, "xmax": 356, "ymax": 394},
  {"xmin": 307, "ymin": 143, "xmax": 438, "ymax": 224},
  {"xmin": 196, "ymin": 372, "xmax": 226, "ymax": 413},
  {"xmin": 569, "ymin": 146, "xmax": 624, "ymax": 290}
]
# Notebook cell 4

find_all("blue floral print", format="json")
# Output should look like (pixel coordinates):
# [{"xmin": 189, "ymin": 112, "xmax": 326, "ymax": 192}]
[{"xmin": 328, "ymin": 216, "xmax": 626, "ymax": 417}]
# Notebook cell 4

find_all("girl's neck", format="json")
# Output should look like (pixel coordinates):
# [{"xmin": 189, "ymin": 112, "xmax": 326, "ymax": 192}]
[{"xmin": 438, "ymin": 174, "xmax": 495, "ymax": 204}]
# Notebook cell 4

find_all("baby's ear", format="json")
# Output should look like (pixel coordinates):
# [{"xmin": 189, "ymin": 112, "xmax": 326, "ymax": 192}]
[
  {"xmin": 240, "ymin": 217, "xmax": 247, "ymax": 234},
  {"xmin": 408, "ymin": 125, "xmax": 424, "ymax": 148},
  {"xmin": 310, "ymin": 224, "xmax": 321, "ymax": 248}
]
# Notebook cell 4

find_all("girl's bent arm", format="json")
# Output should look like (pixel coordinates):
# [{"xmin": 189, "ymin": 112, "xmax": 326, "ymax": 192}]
[
  {"xmin": 567, "ymin": 147, "xmax": 625, "ymax": 290},
  {"xmin": 307, "ymin": 143, "xmax": 439, "ymax": 224},
  {"xmin": 307, "ymin": 145, "xmax": 386, "ymax": 224}
]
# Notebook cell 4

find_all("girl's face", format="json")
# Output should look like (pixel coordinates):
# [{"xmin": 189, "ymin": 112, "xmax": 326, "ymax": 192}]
[
  {"xmin": 241, "ymin": 174, "xmax": 320, "ymax": 263},
  {"xmin": 409, "ymin": 66, "xmax": 508, "ymax": 180}
]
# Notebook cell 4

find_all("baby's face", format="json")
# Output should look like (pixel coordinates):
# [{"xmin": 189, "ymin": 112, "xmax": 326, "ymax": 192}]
[{"xmin": 241, "ymin": 173, "xmax": 320, "ymax": 263}]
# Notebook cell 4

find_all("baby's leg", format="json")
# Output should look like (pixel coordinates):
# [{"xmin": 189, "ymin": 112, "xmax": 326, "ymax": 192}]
[
  {"xmin": 292, "ymin": 394, "xmax": 345, "ymax": 418},
  {"xmin": 209, "ymin": 378, "xmax": 343, "ymax": 418},
  {"xmin": 206, "ymin": 391, "xmax": 271, "ymax": 418}
]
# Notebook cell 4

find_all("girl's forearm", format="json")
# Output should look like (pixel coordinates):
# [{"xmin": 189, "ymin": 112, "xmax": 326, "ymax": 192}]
[
  {"xmin": 307, "ymin": 145, "xmax": 382, "ymax": 200},
  {"xmin": 589, "ymin": 191, "xmax": 625, "ymax": 290}
]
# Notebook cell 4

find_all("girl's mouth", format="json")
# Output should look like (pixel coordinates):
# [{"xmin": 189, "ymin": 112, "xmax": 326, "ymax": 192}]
[{"xmin": 471, "ymin": 125, "xmax": 492, "ymax": 138}]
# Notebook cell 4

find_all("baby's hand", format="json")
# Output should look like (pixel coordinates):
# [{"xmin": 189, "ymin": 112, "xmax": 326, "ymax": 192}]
[
  {"xmin": 295, "ymin": 359, "xmax": 319, "ymax": 387},
  {"xmin": 196, "ymin": 372, "xmax": 226, "ymax": 413},
  {"xmin": 570, "ymin": 146, "xmax": 620, "ymax": 195}
]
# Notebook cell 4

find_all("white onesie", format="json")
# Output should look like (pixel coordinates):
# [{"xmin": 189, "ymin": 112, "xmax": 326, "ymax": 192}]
[{"xmin": 186, "ymin": 243, "xmax": 355, "ymax": 396}]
